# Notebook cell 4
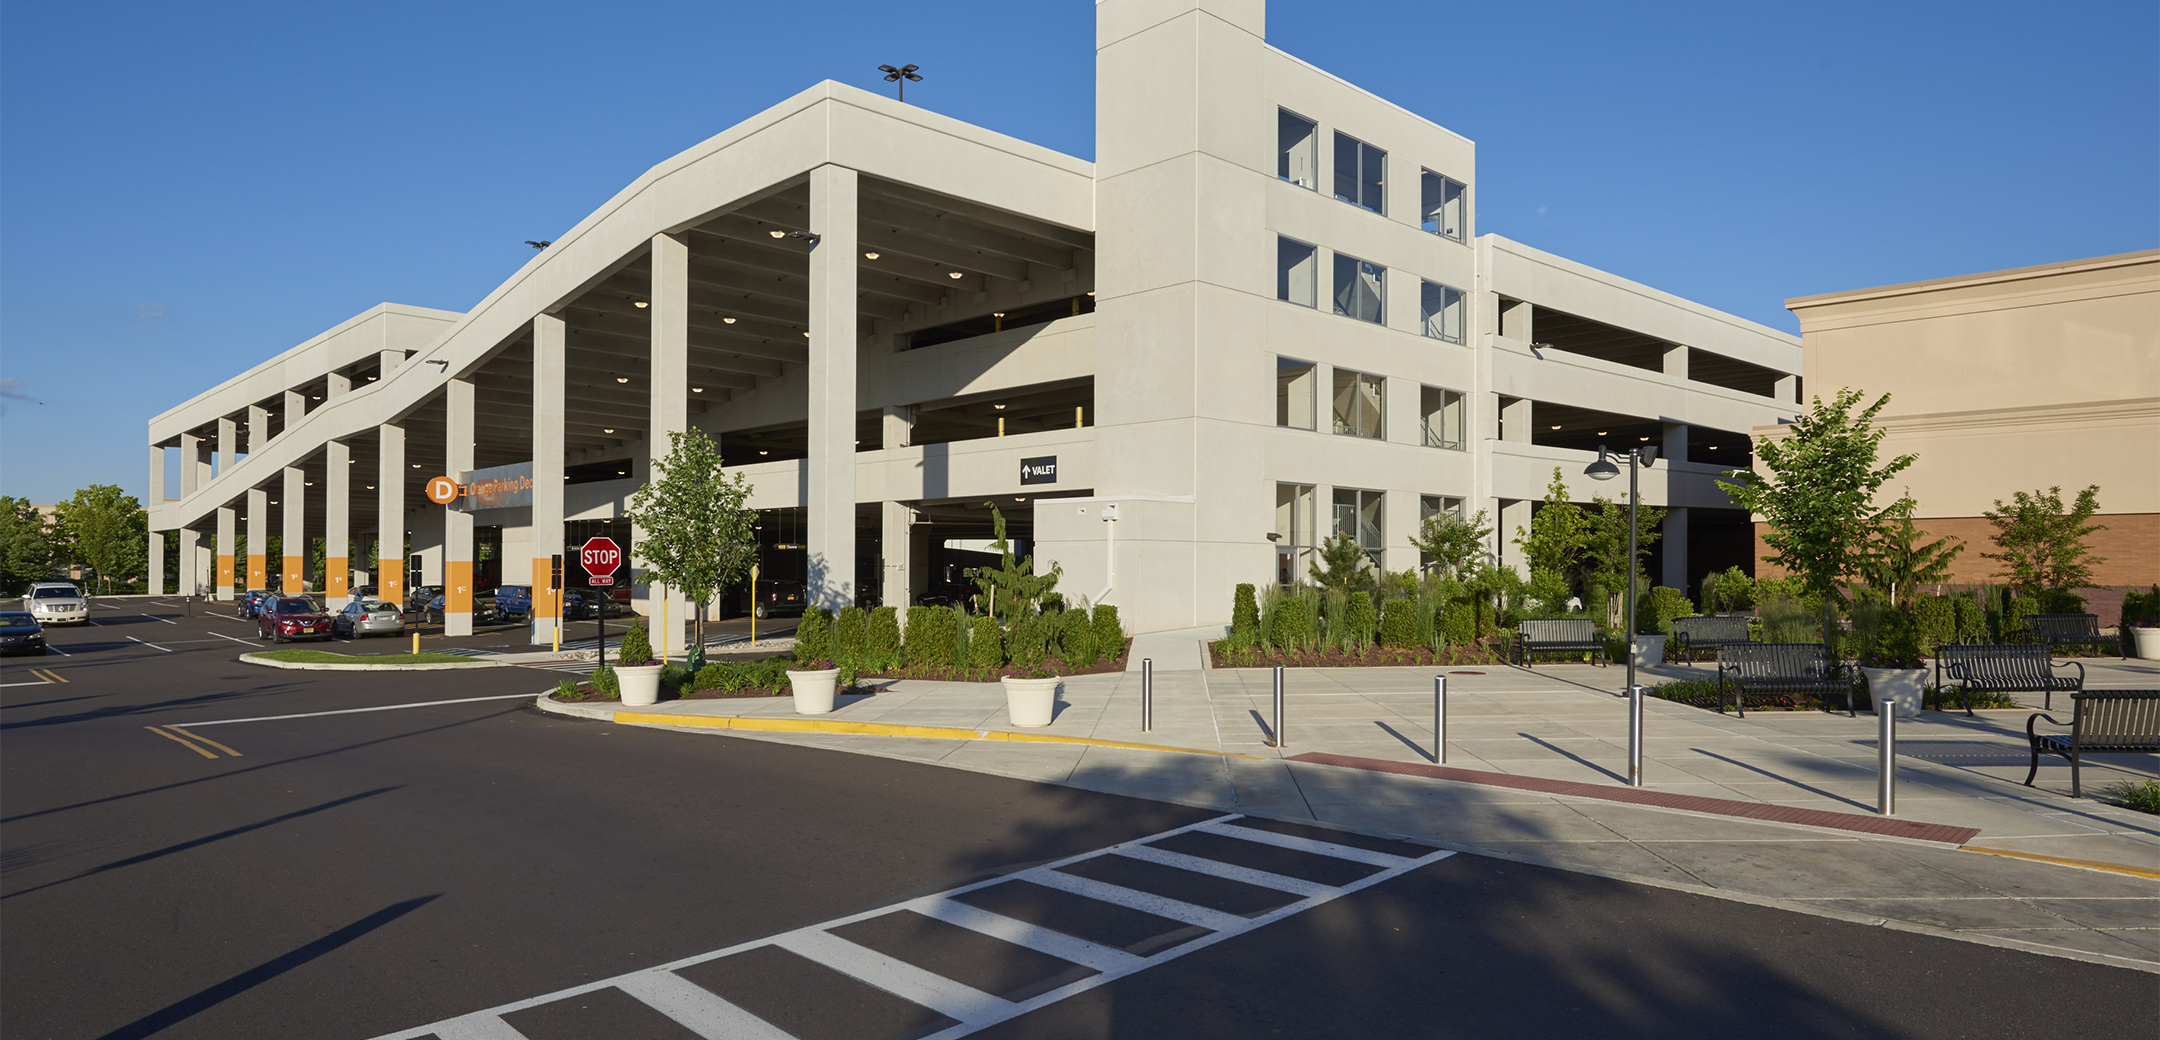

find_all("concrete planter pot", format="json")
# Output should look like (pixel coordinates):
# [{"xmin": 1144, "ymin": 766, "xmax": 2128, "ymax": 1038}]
[
  {"xmin": 1001, "ymin": 676, "xmax": 1060, "ymax": 727},
  {"xmin": 1632, "ymin": 634, "xmax": 1668, "ymax": 670},
  {"xmin": 2131, "ymin": 627, "xmax": 2160, "ymax": 660},
  {"xmin": 788, "ymin": 667, "xmax": 841, "ymax": 714},
  {"xmin": 617, "ymin": 664, "xmax": 663, "ymax": 707},
  {"xmin": 1862, "ymin": 667, "xmax": 1926, "ymax": 718}
]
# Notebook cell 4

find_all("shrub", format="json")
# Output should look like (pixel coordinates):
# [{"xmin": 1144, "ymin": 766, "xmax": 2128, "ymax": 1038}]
[
  {"xmin": 1912, "ymin": 595, "xmax": 1956, "ymax": 651},
  {"xmin": 904, "ymin": 605, "xmax": 959, "ymax": 667},
  {"xmin": 1759, "ymin": 592, "xmax": 1818, "ymax": 643},
  {"xmin": 2005, "ymin": 596, "xmax": 2039, "ymax": 642},
  {"xmin": 2107, "ymin": 778, "xmax": 2160, "ymax": 815},
  {"xmin": 618, "ymin": 622, "xmax": 655, "ymax": 666},
  {"xmin": 660, "ymin": 661, "xmax": 689, "ymax": 693},
  {"xmin": 588, "ymin": 664, "xmax": 620, "ymax": 698},
  {"xmin": 2122, "ymin": 586, "xmax": 2160, "ymax": 628},
  {"xmin": 1092, "ymin": 604, "xmax": 1125, "ymax": 662},
  {"xmin": 1230, "ymin": 583, "xmax": 1260, "ymax": 647},
  {"xmin": 865, "ymin": 606, "xmax": 902, "ymax": 671},
  {"xmin": 690, "ymin": 657, "xmax": 792, "ymax": 693},
  {"xmin": 1440, "ymin": 600, "xmax": 1476, "ymax": 647},
  {"xmin": 967, "ymin": 614, "xmax": 1004, "ymax": 668},
  {"xmin": 2037, "ymin": 588, "xmax": 2086, "ymax": 614},
  {"xmin": 1058, "ymin": 609, "xmax": 1098, "ymax": 668},
  {"xmin": 1267, "ymin": 588, "xmax": 1318, "ymax": 651},
  {"xmin": 1952, "ymin": 593, "xmax": 1986, "ymax": 643},
  {"xmin": 555, "ymin": 678, "xmax": 582, "ymax": 701},
  {"xmin": 1007, "ymin": 611, "xmax": 1058, "ymax": 670},
  {"xmin": 1378, "ymin": 598, "xmax": 1418, "ymax": 649},
  {"xmin": 1636, "ymin": 586, "xmax": 1693, "ymax": 635},
  {"xmin": 1700, "ymin": 566, "xmax": 1756, "ymax": 613},
  {"xmin": 796, "ymin": 607, "xmax": 834, "ymax": 663},
  {"xmin": 835, "ymin": 606, "xmax": 867, "ymax": 665}
]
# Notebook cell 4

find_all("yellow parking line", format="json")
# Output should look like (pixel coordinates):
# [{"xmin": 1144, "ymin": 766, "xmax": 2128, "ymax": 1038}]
[
  {"xmin": 33, "ymin": 669, "xmax": 68, "ymax": 683},
  {"xmin": 145, "ymin": 726, "xmax": 219, "ymax": 760},
  {"xmin": 611, "ymin": 711, "xmax": 1266, "ymax": 760},
  {"xmin": 167, "ymin": 727, "xmax": 242, "ymax": 757},
  {"xmin": 1958, "ymin": 845, "xmax": 2160, "ymax": 880}
]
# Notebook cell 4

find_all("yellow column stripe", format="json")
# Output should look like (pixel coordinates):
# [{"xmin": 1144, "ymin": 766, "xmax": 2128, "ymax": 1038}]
[
  {"xmin": 145, "ymin": 726, "xmax": 219, "ymax": 760},
  {"xmin": 168, "ymin": 727, "xmax": 242, "ymax": 757}
]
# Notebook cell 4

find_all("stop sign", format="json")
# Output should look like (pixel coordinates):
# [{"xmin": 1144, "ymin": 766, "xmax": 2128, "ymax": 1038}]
[{"xmin": 580, "ymin": 537, "xmax": 623, "ymax": 586}]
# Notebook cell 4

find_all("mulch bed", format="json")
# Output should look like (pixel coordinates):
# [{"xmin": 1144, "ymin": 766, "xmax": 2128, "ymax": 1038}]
[
  {"xmin": 858, "ymin": 640, "xmax": 1133, "ymax": 683},
  {"xmin": 1210, "ymin": 642, "xmax": 1509, "ymax": 669}
]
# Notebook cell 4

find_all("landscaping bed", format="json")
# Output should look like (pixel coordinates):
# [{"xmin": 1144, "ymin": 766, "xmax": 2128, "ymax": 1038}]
[
  {"xmin": 1645, "ymin": 676, "xmax": 2024, "ymax": 712},
  {"xmin": 246, "ymin": 649, "xmax": 490, "ymax": 666},
  {"xmin": 1211, "ymin": 640, "xmax": 1508, "ymax": 669}
]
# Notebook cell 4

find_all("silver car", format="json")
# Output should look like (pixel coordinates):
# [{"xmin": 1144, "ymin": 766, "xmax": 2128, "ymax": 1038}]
[
  {"xmin": 333, "ymin": 600, "xmax": 407, "ymax": 638},
  {"xmin": 23, "ymin": 583, "xmax": 88, "ymax": 626}
]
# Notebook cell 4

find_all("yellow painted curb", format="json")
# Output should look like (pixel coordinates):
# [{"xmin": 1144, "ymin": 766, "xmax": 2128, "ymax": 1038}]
[
  {"xmin": 1958, "ymin": 845, "xmax": 2160, "ymax": 880},
  {"xmin": 611, "ymin": 711, "xmax": 1265, "ymax": 761}
]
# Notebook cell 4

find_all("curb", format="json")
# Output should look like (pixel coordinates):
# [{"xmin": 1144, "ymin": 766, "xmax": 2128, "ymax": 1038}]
[
  {"xmin": 532, "ymin": 694, "xmax": 1262, "ymax": 760},
  {"xmin": 1957, "ymin": 844, "xmax": 2160, "ymax": 880},
  {"xmin": 239, "ymin": 653, "xmax": 504, "ymax": 671}
]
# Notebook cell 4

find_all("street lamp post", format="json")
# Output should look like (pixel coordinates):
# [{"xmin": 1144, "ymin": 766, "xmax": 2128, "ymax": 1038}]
[
  {"xmin": 1587, "ymin": 442, "xmax": 1657, "ymax": 786},
  {"xmin": 878, "ymin": 64, "xmax": 922, "ymax": 102}
]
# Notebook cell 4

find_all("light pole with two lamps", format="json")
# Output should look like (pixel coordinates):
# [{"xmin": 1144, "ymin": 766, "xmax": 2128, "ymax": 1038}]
[{"xmin": 1585, "ymin": 440, "xmax": 1656, "ymax": 785}]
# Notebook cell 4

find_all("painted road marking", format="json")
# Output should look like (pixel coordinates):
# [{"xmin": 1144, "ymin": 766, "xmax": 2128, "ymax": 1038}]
[
  {"xmin": 32, "ymin": 669, "xmax": 69, "ymax": 684},
  {"xmin": 368, "ymin": 814, "xmax": 1452, "ymax": 1040},
  {"xmin": 145, "ymin": 726, "xmax": 220, "ymax": 760},
  {"xmin": 171, "ymin": 693, "xmax": 542, "ymax": 728},
  {"xmin": 208, "ymin": 631, "xmax": 258, "ymax": 646},
  {"xmin": 141, "ymin": 613, "xmax": 178, "ymax": 625},
  {"xmin": 0, "ymin": 681, "xmax": 51, "ymax": 688},
  {"xmin": 127, "ymin": 635, "xmax": 174, "ymax": 653},
  {"xmin": 42, "ymin": 644, "xmax": 69, "ymax": 657}
]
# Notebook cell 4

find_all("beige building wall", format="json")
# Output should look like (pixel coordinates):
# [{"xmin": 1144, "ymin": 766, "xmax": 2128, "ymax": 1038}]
[{"xmin": 1769, "ymin": 249, "xmax": 2160, "ymax": 591}]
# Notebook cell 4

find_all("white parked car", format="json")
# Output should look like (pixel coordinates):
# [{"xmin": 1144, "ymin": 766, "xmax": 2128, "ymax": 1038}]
[{"xmin": 23, "ymin": 583, "xmax": 89, "ymax": 626}]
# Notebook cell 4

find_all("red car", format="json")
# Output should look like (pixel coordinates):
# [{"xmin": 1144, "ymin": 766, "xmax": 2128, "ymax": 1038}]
[{"xmin": 258, "ymin": 596, "xmax": 333, "ymax": 643}]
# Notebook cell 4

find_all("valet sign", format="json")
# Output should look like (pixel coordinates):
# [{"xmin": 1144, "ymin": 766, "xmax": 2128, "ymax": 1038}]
[
  {"xmin": 580, "ymin": 537, "xmax": 623, "ymax": 587},
  {"xmin": 1019, "ymin": 455, "xmax": 1057, "ymax": 486}
]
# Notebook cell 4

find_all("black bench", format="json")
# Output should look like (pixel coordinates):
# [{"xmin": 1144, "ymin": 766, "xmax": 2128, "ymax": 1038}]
[
  {"xmin": 1514, "ymin": 618, "xmax": 1607, "ymax": 668},
  {"xmin": 2023, "ymin": 613, "xmax": 2124, "ymax": 658},
  {"xmin": 2025, "ymin": 690, "xmax": 2160, "ymax": 798},
  {"xmin": 1934, "ymin": 644, "xmax": 2083, "ymax": 715},
  {"xmin": 1670, "ymin": 615, "xmax": 1755, "ymax": 662},
  {"xmin": 1716, "ymin": 643, "xmax": 1855, "ymax": 717}
]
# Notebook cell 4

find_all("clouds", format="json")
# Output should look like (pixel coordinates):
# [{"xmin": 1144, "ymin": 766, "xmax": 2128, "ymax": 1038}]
[{"xmin": 0, "ymin": 378, "xmax": 40, "ymax": 417}]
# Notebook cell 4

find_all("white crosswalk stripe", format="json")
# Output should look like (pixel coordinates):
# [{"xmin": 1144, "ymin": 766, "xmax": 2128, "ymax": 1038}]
[{"xmin": 366, "ymin": 814, "xmax": 1450, "ymax": 1040}]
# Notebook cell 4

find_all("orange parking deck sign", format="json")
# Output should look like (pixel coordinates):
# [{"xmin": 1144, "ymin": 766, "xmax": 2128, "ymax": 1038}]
[{"xmin": 426, "ymin": 476, "xmax": 460, "ymax": 505}]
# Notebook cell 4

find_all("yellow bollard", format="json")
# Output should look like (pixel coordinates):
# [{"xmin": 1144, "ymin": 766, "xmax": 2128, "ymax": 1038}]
[{"xmin": 411, "ymin": 631, "xmax": 420, "ymax": 656}]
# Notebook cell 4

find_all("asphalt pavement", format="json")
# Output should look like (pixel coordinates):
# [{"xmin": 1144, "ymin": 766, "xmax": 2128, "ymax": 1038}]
[{"xmin": 2, "ymin": 599, "xmax": 2152, "ymax": 1039}]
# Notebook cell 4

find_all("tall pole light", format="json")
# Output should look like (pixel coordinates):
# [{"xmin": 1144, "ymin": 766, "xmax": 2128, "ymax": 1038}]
[
  {"xmin": 878, "ymin": 64, "xmax": 922, "ymax": 102},
  {"xmin": 1585, "ymin": 442, "xmax": 1657, "ymax": 692}
]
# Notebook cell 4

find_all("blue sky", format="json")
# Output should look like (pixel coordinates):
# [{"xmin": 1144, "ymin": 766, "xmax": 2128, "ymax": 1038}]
[{"xmin": 2, "ymin": 0, "xmax": 2154, "ymax": 505}]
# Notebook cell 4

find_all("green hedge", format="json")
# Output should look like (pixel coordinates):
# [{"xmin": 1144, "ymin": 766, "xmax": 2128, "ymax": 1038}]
[
  {"xmin": 796, "ymin": 607, "xmax": 834, "ymax": 664},
  {"xmin": 1092, "ymin": 604, "xmax": 1125, "ymax": 662},
  {"xmin": 1268, "ymin": 594, "xmax": 1318, "ymax": 651},
  {"xmin": 967, "ymin": 615, "xmax": 1004, "ymax": 668},
  {"xmin": 865, "ymin": 606, "xmax": 902, "ymax": 671},
  {"xmin": 1912, "ymin": 595, "xmax": 1956, "ymax": 650},
  {"xmin": 1378, "ymin": 598, "xmax": 1419, "ymax": 649},
  {"xmin": 2005, "ymin": 596, "xmax": 2040, "ymax": 642},
  {"xmin": 904, "ymin": 605, "xmax": 959, "ymax": 666},
  {"xmin": 1636, "ymin": 586, "xmax": 1693, "ymax": 635},
  {"xmin": 1440, "ymin": 600, "xmax": 1476, "ymax": 647},
  {"xmin": 1230, "ymin": 583, "xmax": 1260, "ymax": 647},
  {"xmin": 1058, "ymin": 609, "xmax": 1098, "ymax": 668},
  {"xmin": 689, "ymin": 657, "xmax": 793, "ymax": 692},
  {"xmin": 1952, "ymin": 594, "xmax": 1985, "ymax": 643},
  {"xmin": 618, "ymin": 621, "xmax": 654, "ymax": 664},
  {"xmin": 835, "ymin": 606, "xmax": 867, "ymax": 665}
]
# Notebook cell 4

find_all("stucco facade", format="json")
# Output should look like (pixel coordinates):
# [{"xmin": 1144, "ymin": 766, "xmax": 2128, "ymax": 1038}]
[{"xmin": 145, "ymin": 0, "xmax": 1805, "ymax": 640}]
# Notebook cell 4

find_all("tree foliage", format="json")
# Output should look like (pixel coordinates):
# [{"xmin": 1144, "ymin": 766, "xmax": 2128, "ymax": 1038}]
[
  {"xmin": 52, "ymin": 485, "xmax": 147, "ymax": 593},
  {"xmin": 1981, "ymin": 485, "xmax": 2106, "ymax": 594},
  {"xmin": 1716, "ymin": 390, "xmax": 1914, "ymax": 608},
  {"xmin": 1859, "ymin": 498, "xmax": 1965, "ymax": 605},
  {"xmin": 1514, "ymin": 469, "xmax": 1589, "ymax": 603},
  {"xmin": 0, "ymin": 496, "xmax": 51, "ymax": 592},
  {"xmin": 624, "ymin": 430, "xmax": 758, "ymax": 650},
  {"xmin": 969, "ymin": 504, "xmax": 1060, "ymax": 625},
  {"xmin": 1308, "ymin": 533, "xmax": 1376, "ymax": 592},
  {"xmin": 1409, "ymin": 509, "xmax": 1492, "ymax": 577},
  {"xmin": 1581, "ymin": 494, "xmax": 1664, "ymax": 618}
]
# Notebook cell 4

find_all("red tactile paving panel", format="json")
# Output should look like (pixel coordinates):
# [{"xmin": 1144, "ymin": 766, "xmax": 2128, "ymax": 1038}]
[{"xmin": 1284, "ymin": 751, "xmax": 1983, "ymax": 846}]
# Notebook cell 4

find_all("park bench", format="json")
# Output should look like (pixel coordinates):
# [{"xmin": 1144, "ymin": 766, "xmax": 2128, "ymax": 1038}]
[
  {"xmin": 1715, "ymin": 643, "xmax": 1855, "ymax": 718},
  {"xmin": 1514, "ymin": 618, "xmax": 1607, "ymax": 668},
  {"xmin": 2024, "ymin": 690, "xmax": 2160, "ymax": 798},
  {"xmin": 1934, "ymin": 644, "xmax": 2083, "ymax": 716},
  {"xmin": 1670, "ymin": 615, "xmax": 1755, "ymax": 662},
  {"xmin": 2023, "ymin": 614, "xmax": 2124, "ymax": 658}
]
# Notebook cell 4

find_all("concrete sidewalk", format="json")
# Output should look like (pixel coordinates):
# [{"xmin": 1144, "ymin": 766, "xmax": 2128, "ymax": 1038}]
[{"xmin": 531, "ymin": 653, "xmax": 2160, "ymax": 971}]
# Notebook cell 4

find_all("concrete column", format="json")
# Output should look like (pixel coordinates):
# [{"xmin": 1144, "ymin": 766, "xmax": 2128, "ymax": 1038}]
[
  {"xmin": 381, "ymin": 348, "xmax": 405, "ymax": 380},
  {"xmin": 179, "ymin": 529, "xmax": 201, "ymax": 596},
  {"xmin": 378, "ymin": 422, "xmax": 406, "ymax": 608},
  {"xmin": 908, "ymin": 522, "xmax": 932, "ymax": 605},
  {"xmin": 1498, "ymin": 498, "xmax": 1532, "ymax": 575},
  {"xmin": 246, "ymin": 488, "xmax": 268, "ymax": 591},
  {"xmin": 1499, "ymin": 397, "xmax": 1532, "ymax": 443},
  {"xmin": 217, "ymin": 417, "xmax": 236, "ymax": 478},
  {"xmin": 881, "ymin": 501, "xmax": 911, "ymax": 616},
  {"xmin": 247, "ymin": 405, "xmax": 267, "ymax": 453},
  {"xmin": 328, "ymin": 372, "xmax": 351, "ymax": 400},
  {"xmin": 1662, "ymin": 507, "xmax": 1690, "ymax": 594},
  {"xmin": 807, "ymin": 165, "xmax": 859, "ymax": 612},
  {"xmin": 216, "ymin": 505, "xmax": 236, "ymax": 599},
  {"xmin": 1500, "ymin": 299, "xmax": 1533, "ymax": 340},
  {"xmin": 180, "ymin": 433, "xmax": 202, "ymax": 498},
  {"xmin": 531, "ymin": 313, "xmax": 566, "ymax": 645},
  {"xmin": 1663, "ymin": 344, "xmax": 1689, "ymax": 381},
  {"xmin": 149, "ymin": 530, "xmax": 166, "ymax": 596},
  {"xmin": 647, "ymin": 232, "xmax": 690, "ymax": 656},
  {"xmin": 881, "ymin": 405, "xmax": 912, "ymax": 449},
  {"xmin": 1776, "ymin": 374, "xmax": 1799, "ymax": 403},
  {"xmin": 326, "ymin": 439, "xmax": 350, "ymax": 605},
  {"xmin": 283, "ymin": 389, "xmax": 305, "ymax": 439},
  {"xmin": 444, "ymin": 378, "xmax": 475, "ymax": 636},
  {"xmin": 1662, "ymin": 422, "xmax": 1689, "ymax": 466},
  {"xmin": 150, "ymin": 444, "xmax": 165, "ymax": 504},
  {"xmin": 282, "ymin": 464, "xmax": 305, "ymax": 593}
]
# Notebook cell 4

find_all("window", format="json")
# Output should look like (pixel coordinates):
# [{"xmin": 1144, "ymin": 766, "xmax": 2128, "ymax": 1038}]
[
  {"xmin": 1420, "ymin": 281, "xmax": 1464, "ymax": 343},
  {"xmin": 1333, "ymin": 253, "xmax": 1385, "ymax": 324},
  {"xmin": 1333, "ymin": 132, "xmax": 1385, "ymax": 213},
  {"xmin": 1275, "ymin": 483, "xmax": 1316, "ymax": 586},
  {"xmin": 1421, "ymin": 171, "xmax": 1465, "ymax": 240},
  {"xmin": 1278, "ymin": 109, "xmax": 1318, "ymax": 189},
  {"xmin": 1421, "ymin": 387, "xmax": 1466, "ymax": 450},
  {"xmin": 1332, "ymin": 368, "xmax": 1384, "ymax": 439},
  {"xmin": 1421, "ymin": 494, "xmax": 1466, "ymax": 521},
  {"xmin": 1277, "ymin": 358, "xmax": 1317, "ymax": 430},
  {"xmin": 1333, "ymin": 488, "xmax": 1385, "ymax": 562},
  {"xmin": 1277, "ymin": 237, "xmax": 1317, "ymax": 307}
]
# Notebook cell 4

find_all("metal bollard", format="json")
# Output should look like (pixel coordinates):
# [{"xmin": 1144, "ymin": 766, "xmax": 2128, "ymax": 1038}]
[
  {"xmin": 1878, "ymin": 694, "xmax": 1896, "ymax": 816},
  {"xmin": 1272, "ymin": 664, "xmax": 1286, "ymax": 748},
  {"xmin": 1433, "ymin": 675, "xmax": 1447, "ymax": 764},
  {"xmin": 1141, "ymin": 657, "xmax": 1153, "ymax": 732},
  {"xmin": 1628, "ymin": 684, "xmax": 1645, "ymax": 787}
]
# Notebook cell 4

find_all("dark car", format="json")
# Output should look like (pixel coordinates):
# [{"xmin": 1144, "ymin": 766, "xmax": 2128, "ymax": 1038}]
[
  {"xmin": 561, "ymin": 589, "xmax": 627, "ymax": 620},
  {"xmin": 0, "ymin": 611, "xmax": 46, "ymax": 656},
  {"xmin": 237, "ymin": 589, "xmax": 274, "ymax": 618},
  {"xmin": 422, "ymin": 590, "xmax": 499, "ymax": 626},
  {"xmin": 401, "ymin": 587, "xmax": 440, "ymax": 622},
  {"xmin": 753, "ymin": 579, "xmax": 806, "ymax": 619},
  {"xmin": 494, "ymin": 586, "xmax": 532, "ymax": 621},
  {"xmin": 257, "ymin": 596, "xmax": 333, "ymax": 643}
]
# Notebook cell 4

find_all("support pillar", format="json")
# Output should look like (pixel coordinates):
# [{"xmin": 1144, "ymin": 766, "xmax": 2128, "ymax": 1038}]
[
  {"xmin": 179, "ymin": 529, "xmax": 201, "ymax": 596},
  {"xmin": 531, "ymin": 314, "xmax": 566, "ymax": 645},
  {"xmin": 1662, "ymin": 344, "xmax": 1689, "ymax": 381},
  {"xmin": 216, "ymin": 505, "xmax": 236, "ymax": 600},
  {"xmin": 1776, "ymin": 374, "xmax": 1799, "ymax": 404},
  {"xmin": 181, "ymin": 433, "xmax": 202, "ymax": 498},
  {"xmin": 806, "ymin": 164, "xmax": 859, "ymax": 611},
  {"xmin": 1498, "ymin": 498, "xmax": 1532, "ymax": 575},
  {"xmin": 246, "ymin": 488, "xmax": 267, "ymax": 592},
  {"xmin": 149, "ymin": 530, "xmax": 166, "ymax": 596},
  {"xmin": 881, "ymin": 405, "xmax": 913, "ymax": 619},
  {"xmin": 326, "ymin": 439, "xmax": 350, "ymax": 605},
  {"xmin": 1663, "ymin": 422, "xmax": 1689, "ymax": 466},
  {"xmin": 381, "ymin": 348, "xmax": 405, "ymax": 381},
  {"xmin": 217, "ymin": 417, "xmax": 236, "ymax": 479},
  {"xmin": 1662, "ymin": 508, "xmax": 1690, "ymax": 595},
  {"xmin": 646, "ymin": 232, "xmax": 690, "ymax": 656},
  {"xmin": 378, "ymin": 422, "xmax": 406, "ymax": 608},
  {"xmin": 445, "ymin": 378, "xmax": 475, "ymax": 636},
  {"xmin": 1499, "ymin": 397, "xmax": 1532, "ymax": 444},
  {"xmin": 151, "ymin": 443, "xmax": 165, "ymax": 505},
  {"xmin": 282, "ymin": 464, "xmax": 306, "ymax": 593},
  {"xmin": 284, "ymin": 389, "xmax": 306, "ymax": 439}
]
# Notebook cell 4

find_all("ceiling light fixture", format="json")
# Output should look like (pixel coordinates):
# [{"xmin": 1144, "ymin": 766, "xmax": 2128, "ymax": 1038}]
[
  {"xmin": 367, "ymin": 375, "xmax": 377, "ymax": 381},
  {"xmin": 616, "ymin": 376, "xmax": 629, "ymax": 383},
  {"xmin": 947, "ymin": 271, "xmax": 963, "ymax": 279},
  {"xmin": 1597, "ymin": 430, "xmax": 1608, "ymax": 436},
  {"xmin": 1640, "ymin": 436, "xmax": 1652, "ymax": 442},
  {"xmin": 411, "ymin": 463, "xmax": 421, "ymax": 469},
  {"xmin": 769, "ymin": 230, "xmax": 787, "ymax": 239},
  {"xmin": 1550, "ymin": 425, "xmax": 1562, "ymax": 430},
  {"xmin": 723, "ymin": 316, "xmax": 737, "ymax": 324},
  {"xmin": 603, "ymin": 428, "xmax": 614, "ymax": 433},
  {"xmin": 994, "ymin": 404, "xmax": 1007, "ymax": 410},
  {"xmin": 864, "ymin": 251, "xmax": 880, "ymax": 260},
  {"xmin": 759, "ymin": 450, "xmax": 769, "ymax": 456},
  {"xmin": 633, "ymin": 300, "xmax": 649, "ymax": 309},
  {"xmin": 993, "ymin": 312, "xmax": 1005, "ymax": 318},
  {"xmin": 691, "ymin": 387, "xmax": 703, "ymax": 393}
]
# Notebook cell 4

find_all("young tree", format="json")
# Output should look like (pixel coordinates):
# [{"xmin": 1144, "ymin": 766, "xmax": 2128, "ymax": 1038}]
[
  {"xmin": 1581, "ymin": 495, "xmax": 1665, "ymax": 627},
  {"xmin": 1717, "ymin": 389, "xmax": 1915, "ymax": 642},
  {"xmin": 623, "ymin": 430, "xmax": 758, "ymax": 656},
  {"xmin": 1409, "ymin": 509, "xmax": 1492, "ymax": 577},
  {"xmin": 968, "ymin": 504, "xmax": 1061, "ymax": 625},
  {"xmin": 1308, "ymin": 533, "xmax": 1377, "ymax": 592},
  {"xmin": 52, "ymin": 485, "xmax": 147, "ymax": 593},
  {"xmin": 1860, "ymin": 497, "xmax": 1964, "ymax": 605},
  {"xmin": 1981, "ymin": 485, "xmax": 2105, "ymax": 594},
  {"xmin": 1514, "ymin": 468, "xmax": 1590, "ymax": 607},
  {"xmin": 0, "ymin": 496, "xmax": 51, "ymax": 593}
]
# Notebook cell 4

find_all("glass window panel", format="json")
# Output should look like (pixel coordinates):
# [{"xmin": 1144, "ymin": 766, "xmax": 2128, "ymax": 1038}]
[
  {"xmin": 1278, "ymin": 110, "xmax": 1317, "ymax": 189},
  {"xmin": 1276, "ymin": 237, "xmax": 1317, "ymax": 307},
  {"xmin": 1420, "ymin": 282, "xmax": 1464, "ymax": 343},
  {"xmin": 1334, "ymin": 254, "xmax": 1385, "ymax": 324},
  {"xmin": 1276, "ymin": 358, "xmax": 1316, "ymax": 430},
  {"xmin": 1361, "ymin": 142, "xmax": 1385, "ymax": 215},
  {"xmin": 1443, "ymin": 389, "xmax": 1465, "ymax": 449},
  {"xmin": 1333, "ymin": 132, "xmax": 1360, "ymax": 205},
  {"xmin": 1421, "ymin": 171, "xmax": 1465, "ymax": 240},
  {"xmin": 1421, "ymin": 387, "xmax": 1466, "ymax": 450},
  {"xmin": 1333, "ymin": 368, "xmax": 1384, "ymax": 439}
]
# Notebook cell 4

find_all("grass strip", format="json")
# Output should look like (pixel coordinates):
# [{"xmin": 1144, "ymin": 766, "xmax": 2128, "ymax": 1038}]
[{"xmin": 252, "ymin": 649, "xmax": 484, "ymax": 665}]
